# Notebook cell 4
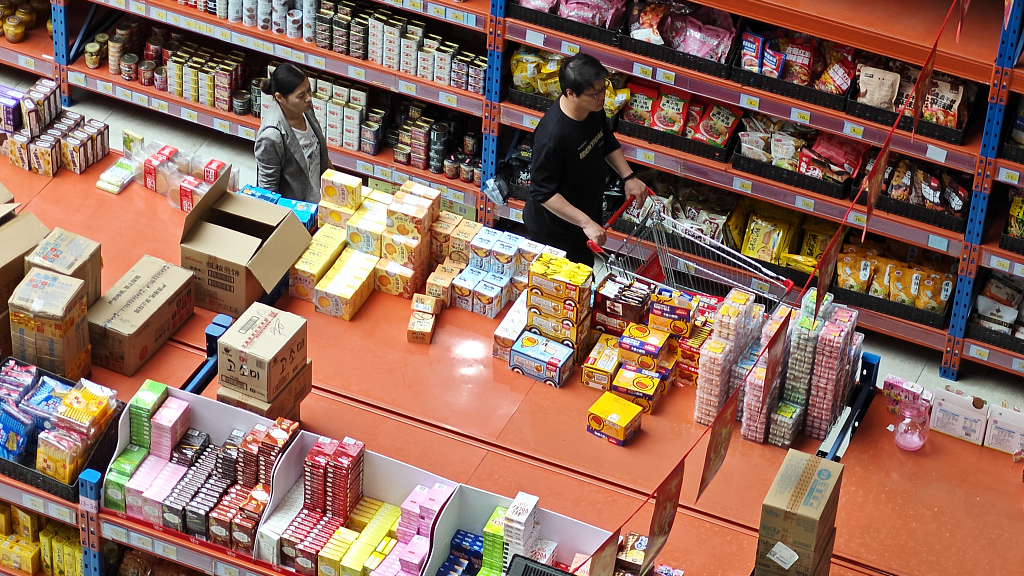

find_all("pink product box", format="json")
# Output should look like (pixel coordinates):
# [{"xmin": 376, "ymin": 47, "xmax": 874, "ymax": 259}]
[
  {"xmin": 124, "ymin": 456, "xmax": 171, "ymax": 520},
  {"xmin": 398, "ymin": 535, "xmax": 429, "ymax": 573},
  {"xmin": 371, "ymin": 543, "xmax": 406, "ymax": 576},
  {"xmin": 400, "ymin": 484, "xmax": 430, "ymax": 518},
  {"xmin": 141, "ymin": 462, "xmax": 188, "ymax": 523}
]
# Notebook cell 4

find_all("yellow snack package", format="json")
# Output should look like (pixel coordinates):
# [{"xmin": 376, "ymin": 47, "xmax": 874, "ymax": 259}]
[
  {"xmin": 888, "ymin": 267, "xmax": 921, "ymax": 306},
  {"xmin": 800, "ymin": 228, "xmax": 832, "ymax": 261},
  {"xmin": 741, "ymin": 215, "xmax": 788, "ymax": 263},
  {"xmin": 836, "ymin": 255, "xmax": 872, "ymax": 292},
  {"xmin": 782, "ymin": 254, "xmax": 817, "ymax": 274}
]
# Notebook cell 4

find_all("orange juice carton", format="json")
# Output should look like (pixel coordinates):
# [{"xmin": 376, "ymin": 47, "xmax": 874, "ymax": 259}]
[
  {"xmin": 451, "ymin": 267, "xmax": 486, "ymax": 311},
  {"xmin": 617, "ymin": 323, "xmax": 672, "ymax": 371},
  {"xmin": 527, "ymin": 254, "xmax": 593, "ymax": 304},
  {"xmin": 319, "ymin": 200, "xmax": 357, "ymax": 229},
  {"xmin": 386, "ymin": 200, "xmax": 429, "ymax": 241},
  {"xmin": 493, "ymin": 293, "xmax": 528, "ymax": 360},
  {"xmin": 411, "ymin": 294, "xmax": 443, "ymax": 315},
  {"xmin": 490, "ymin": 241, "xmax": 520, "ymax": 277},
  {"xmin": 429, "ymin": 220, "xmax": 458, "ymax": 262},
  {"xmin": 526, "ymin": 309, "xmax": 591, "ymax": 347},
  {"xmin": 290, "ymin": 243, "xmax": 346, "ymax": 301},
  {"xmin": 473, "ymin": 281, "xmax": 504, "ymax": 319},
  {"xmin": 510, "ymin": 274, "xmax": 529, "ymax": 300},
  {"xmin": 374, "ymin": 258, "xmax": 420, "ymax": 298},
  {"xmin": 382, "ymin": 232, "xmax": 427, "ymax": 269},
  {"xmin": 587, "ymin": 392, "xmax": 641, "ymax": 445},
  {"xmin": 482, "ymin": 272, "xmax": 512, "ymax": 307},
  {"xmin": 469, "ymin": 233, "xmax": 497, "ymax": 272},
  {"xmin": 407, "ymin": 311, "xmax": 436, "ymax": 344},
  {"xmin": 320, "ymin": 169, "xmax": 363, "ymax": 208},
  {"xmin": 425, "ymin": 272, "xmax": 456, "ymax": 307},
  {"xmin": 449, "ymin": 221, "xmax": 483, "ymax": 265},
  {"xmin": 509, "ymin": 332, "xmax": 574, "ymax": 387},
  {"xmin": 437, "ymin": 211, "xmax": 464, "ymax": 227},
  {"xmin": 610, "ymin": 364, "xmax": 664, "ymax": 414},
  {"xmin": 526, "ymin": 289, "xmax": 590, "ymax": 324},
  {"xmin": 581, "ymin": 333, "xmax": 621, "ymax": 390},
  {"xmin": 405, "ymin": 184, "xmax": 441, "ymax": 216}
]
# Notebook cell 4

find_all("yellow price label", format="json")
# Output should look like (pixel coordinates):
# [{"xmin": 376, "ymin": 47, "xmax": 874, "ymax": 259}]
[
  {"xmin": 356, "ymin": 161, "xmax": 374, "ymax": 174},
  {"xmin": 348, "ymin": 66, "xmax": 365, "ymax": 80},
  {"xmin": 279, "ymin": 46, "xmax": 293, "ymax": 59},
  {"xmin": 408, "ymin": 0, "xmax": 423, "ymax": 8},
  {"xmin": 214, "ymin": 118, "xmax": 231, "ymax": 133},
  {"xmin": 450, "ymin": 10, "xmax": 465, "ymax": 23},
  {"xmin": 312, "ymin": 56, "xmax": 326, "ymax": 68},
  {"xmin": 560, "ymin": 41, "xmax": 579, "ymax": 55},
  {"xmin": 235, "ymin": 34, "xmax": 249, "ymax": 47},
  {"xmin": 790, "ymin": 108, "xmax": 811, "ymax": 123},
  {"xmin": 733, "ymin": 177, "xmax": 752, "ymax": 193},
  {"xmin": 440, "ymin": 92, "xmax": 458, "ymax": 107},
  {"xmin": 219, "ymin": 27, "xmax": 232, "ymax": 42},
  {"xmin": 132, "ymin": 92, "xmax": 148, "ymax": 106},
  {"xmin": 112, "ymin": 0, "xmax": 126, "ymax": 8},
  {"xmin": 217, "ymin": 563, "xmax": 240, "ymax": 576},
  {"xmin": 153, "ymin": 8, "xmax": 167, "ymax": 20},
  {"xmin": 129, "ymin": 533, "xmax": 152, "ymax": 550},
  {"xmin": 130, "ymin": 1, "xmax": 146, "ymax": 15},
  {"xmin": 636, "ymin": 148, "xmax": 656, "ymax": 164},
  {"xmin": 968, "ymin": 344, "xmax": 990, "ymax": 361},
  {"xmin": 68, "ymin": 71, "xmax": 86, "ymax": 86},
  {"xmin": 293, "ymin": 51, "xmax": 306, "ymax": 63},
  {"xmin": 509, "ymin": 208, "xmax": 524, "ymax": 223},
  {"xmin": 992, "ymin": 256, "xmax": 1011, "ymax": 272},
  {"xmin": 185, "ymin": 19, "xmax": 196, "ymax": 31},
  {"xmin": 431, "ymin": 4, "xmax": 446, "ymax": 17},
  {"xmin": 632, "ymin": 63, "xmax": 653, "ymax": 79},
  {"xmin": 155, "ymin": 542, "xmax": 176, "ymax": 561},
  {"xmin": 52, "ymin": 505, "xmax": 73, "ymax": 524},
  {"xmin": 399, "ymin": 81, "xmax": 417, "ymax": 95},
  {"xmin": 239, "ymin": 126, "xmax": 256, "ymax": 139},
  {"xmin": 655, "ymin": 69, "xmax": 675, "ymax": 85},
  {"xmin": 524, "ymin": 115, "xmax": 539, "ymax": 129},
  {"xmin": 98, "ymin": 81, "xmax": 113, "ymax": 95},
  {"xmin": 17, "ymin": 55, "xmax": 34, "ymax": 70},
  {"xmin": 169, "ymin": 13, "xmax": 181, "ymax": 25},
  {"xmin": 150, "ymin": 98, "xmax": 168, "ymax": 113},
  {"xmin": 843, "ymin": 121, "xmax": 864, "ymax": 138},
  {"xmin": 104, "ymin": 524, "xmax": 128, "ymax": 543},
  {"xmin": 22, "ymin": 495, "xmax": 45, "ymax": 513},
  {"xmin": 740, "ymin": 94, "xmax": 760, "ymax": 109},
  {"xmin": 795, "ymin": 196, "xmax": 815, "ymax": 211},
  {"xmin": 998, "ymin": 166, "xmax": 1020, "ymax": 184},
  {"xmin": 115, "ymin": 86, "xmax": 132, "ymax": 101},
  {"xmin": 181, "ymin": 108, "xmax": 199, "ymax": 123},
  {"xmin": 847, "ymin": 212, "xmax": 868, "ymax": 226}
]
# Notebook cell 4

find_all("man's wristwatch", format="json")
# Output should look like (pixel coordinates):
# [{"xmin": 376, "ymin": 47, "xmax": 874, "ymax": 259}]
[{"xmin": 622, "ymin": 172, "xmax": 636, "ymax": 182}]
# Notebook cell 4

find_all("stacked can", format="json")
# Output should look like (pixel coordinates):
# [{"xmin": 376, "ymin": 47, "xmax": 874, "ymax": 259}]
[
  {"xmin": 286, "ymin": 9, "xmax": 302, "ymax": 38},
  {"xmin": 216, "ymin": 0, "xmax": 228, "ymax": 20},
  {"xmin": 302, "ymin": 0, "xmax": 316, "ymax": 42},
  {"xmin": 228, "ymin": 0, "xmax": 242, "ymax": 22},
  {"xmin": 257, "ymin": 0, "xmax": 272, "ymax": 30},
  {"xmin": 166, "ymin": 56, "xmax": 183, "ymax": 98},
  {"xmin": 273, "ymin": 0, "xmax": 289, "ymax": 33},
  {"xmin": 367, "ymin": 13, "xmax": 383, "ymax": 65},
  {"xmin": 451, "ymin": 54, "xmax": 470, "ymax": 90},
  {"xmin": 198, "ymin": 65, "xmax": 215, "ymax": 109},
  {"xmin": 214, "ymin": 63, "xmax": 235, "ymax": 112},
  {"xmin": 331, "ymin": 13, "xmax": 349, "ymax": 54},
  {"xmin": 468, "ymin": 57, "xmax": 486, "ymax": 95},
  {"xmin": 196, "ymin": 0, "xmax": 207, "ymax": 13},
  {"xmin": 427, "ymin": 122, "xmax": 447, "ymax": 174},
  {"xmin": 349, "ymin": 17, "xmax": 367, "ymax": 59},
  {"xmin": 144, "ymin": 36, "xmax": 164, "ymax": 65},
  {"xmin": 250, "ymin": 78, "xmax": 264, "ymax": 118},
  {"xmin": 242, "ymin": 0, "xmax": 257, "ymax": 26},
  {"xmin": 107, "ymin": 35, "xmax": 124, "ymax": 75},
  {"xmin": 433, "ymin": 45, "xmax": 454, "ymax": 85},
  {"xmin": 400, "ymin": 33, "xmax": 420, "ymax": 75},
  {"xmin": 416, "ymin": 47, "xmax": 433, "ymax": 81}
]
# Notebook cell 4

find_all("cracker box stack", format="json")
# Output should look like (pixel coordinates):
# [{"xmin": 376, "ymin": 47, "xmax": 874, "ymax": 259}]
[
  {"xmin": 804, "ymin": 306, "xmax": 858, "ymax": 440},
  {"xmin": 509, "ymin": 332, "xmax": 575, "ymax": 388},
  {"xmin": 326, "ymin": 436, "xmax": 365, "ymax": 524},
  {"xmin": 9, "ymin": 268, "xmax": 91, "ymax": 380},
  {"xmin": 587, "ymin": 391, "xmax": 642, "ymax": 446},
  {"xmin": 502, "ymin": 492, "xmax": 540, "ymax": 573},
  {"xmin": 756, "ymin": 450, "xmax": 842, "ymax": 576},
  {"xmin": 526, "ymin": 253, "xmax": 593, "ymax": 361},
  {"xmin": 613, "ymin": 323, "xmax": 676, "ymax": 413},
  {"xmin": 743, "ymin": 305, "xmax": 793, "ymax": 443},
  {"xmin": 581, "ymin": 332, "xmax": 621, "ymax": 390},
  {"xmin": 290, "ymin": 225, "xmax": 349, "ymax": 301},
  {"xmin": 480, "ymin": 507, "xmax": 506, "ymax": 576},
  {"xmin": 217, "ymin": 302, "xmax": 310, "ymax": 420}
]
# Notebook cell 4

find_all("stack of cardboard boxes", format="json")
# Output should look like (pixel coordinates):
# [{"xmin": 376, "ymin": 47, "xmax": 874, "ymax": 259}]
[
  {"xmin": 756, "ymin": 450, "xmax": 842, "ymax": 576},
  {"xmin": 216, "ymin": 302, "xmax": 312, "ymax": 421},
  {"xmin": 0, "ymin": 199, "xmax": 49, "ymax": 359},
  {"xmin": 9, "ymin": 267, "xmax": 91, "ymax": 380}
]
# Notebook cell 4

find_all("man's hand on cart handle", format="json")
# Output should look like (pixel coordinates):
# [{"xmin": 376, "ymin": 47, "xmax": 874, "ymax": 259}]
[
  {"xmin": 582, "ymin": 220, "xmax": 607, "ymax": 248},
  {"xmin": 589, "ymin": 186, "xmax": 655, "ymax": 254},
  {"xmin": 624, "ymin": 177, "xmax": 648, "ymax": 207}
]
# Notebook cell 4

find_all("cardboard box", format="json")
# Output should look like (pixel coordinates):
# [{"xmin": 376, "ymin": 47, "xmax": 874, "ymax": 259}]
[
  {"xmin": 218, "ymin": 359, "xmax": 313, "ymax": 418},
  {"xmin": 760, "ymin": 450, "xmax": 843, "ymax": 553},
  {"xmin": 448, "ymin": 221, "xmax": 483, "ymax": 265},
  {"xmin": 581, "ymin": 333, "xmax": 621, "ymax": 391},
  {"xmin": 526, "ymin": 290, "xmax": 590, "ymax": 324},
  {"xmin": 9, "ymin": 268, "xmax": 90, "ymax": 379},
  {"xmin": 411, "ymin": 294, "xmax": 442, "ymax": 315},
  {"xmin": 0, "ymin": 310, "xmax": 10, "ymax": 360},
  {"xmin": 180, "ymin": 172, "xmax": 312, "ymax": 316},
  {"xmin": 929, "ymin": 388, "xmax": 988, "ymax": 445},
  {"xmin": 0, "ymin": 207, "xmax": 47, "ymax": 313},
  {"xmin": 587, "ymin": 392, "xmax": 641, "ymax": 442},
  {"xmin": 509, "ymin": 332, "xmax": 574, "ymax": 387},
  {"xmin": 218, "ymin": 302, "xmax": 308, "ymax": 401},
  {"xmin": 407, "ymin": 311, "xmax": 435, "ymax": 344},
  {"xmin": 983, "ymin": 405, "xmax": 1024, "ymax": 454},
  {"xmin": 87, "ymin": 256, "xmax": 195, "ymax": 376},
  {"xmin": 754, "ymin": 527, "xmax": 836, "ymax": 576}
]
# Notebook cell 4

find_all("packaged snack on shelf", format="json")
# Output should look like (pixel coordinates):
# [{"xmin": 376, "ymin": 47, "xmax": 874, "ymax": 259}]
[
  {"xmin": 587, "ymin": 392, "xmax": 641, "ymax": 446},
  {"xmin": 689, "ymin": 102, "xmax": 742, "ymax": 147},
  {"xmin": 855, "ymin": 66, "xmax": 901, "ymax": 111},
  {"xmin": 0, "ymin": 359, "xmax": 36, "ymax": 403},
  {"xmin": 509, "ymin": 332, "xmax": 574, "ymax": 387}
]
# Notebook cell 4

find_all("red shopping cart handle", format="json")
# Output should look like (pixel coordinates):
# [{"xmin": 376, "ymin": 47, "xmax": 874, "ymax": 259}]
[
  {"xmin": 587, "ymin": 240, "xmax": 605, "ymax": 254},
  {"xmin": 604, "ymin": 187, "xmax": 656, "ymax": 230}
]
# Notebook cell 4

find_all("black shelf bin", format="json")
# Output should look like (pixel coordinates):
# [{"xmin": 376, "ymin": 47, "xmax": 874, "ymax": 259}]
[
  {"xmin": 616, "ymin": 120, "xmax": 735, "ymax": 163},
  {"xmin": 853, "ymin": 192, "xmax": 967, "ymax": 234},
  {"xmin": 506, "ymin": 2, "xmax": 622, "ymax": 47},
  {"xmin": 731, "ymin": 151, "xmax": 849, "ymax": 199},
  {"xmin": 507, "ymin": 89, "xmax": 556, "ymax": 113},
  {"xmin": 832, "ymin": 285, "xmax": 950, "ymax": 329},
  {"xmin": 999, "ymin": 233, "xmax": 1024, "ymax": 256},
  {"xmin": 845, "ymin": 89, "xmax": 970, "ymax": 146},
  {"xmin": 617, "ymin": 33, "xmax": 738, "ymax": 80},
  {"xmin": 730, "ymin": 50, "xmax": 847, "ymax": 112},
  {"xmin": 965, "ymin": 323, "xmax": 1024, "ymax": 356}
]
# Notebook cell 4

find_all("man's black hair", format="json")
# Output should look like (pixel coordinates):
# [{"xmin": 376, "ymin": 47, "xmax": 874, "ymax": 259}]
[{"xmin": 559, "ymin": 53, "xmax": 607, "ymax": 96}]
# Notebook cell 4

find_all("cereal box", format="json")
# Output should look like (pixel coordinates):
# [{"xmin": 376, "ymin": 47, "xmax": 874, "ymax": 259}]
[
  {"xmin": 429, "ymin": 220, "xmax": 458, "ymax": 262},
  {"xmin": 386, "ymin": 200, "xmax": 429, "ymax": 241},
  {"xmin": 425, "ymin": 272, "xmax": 456, "ymax": 307},
  {"xmin": 347, "ymin": 211, "xmax": 387, "ymax": 256},
  {"xmin": 509, "ymin": 332, "xmax": 574, "ymax": 387},
  {"xmin": 320, "ymin": 200, "xmax": 357, "ymax": 229},
  {"xmin": 482, "ymin": 272, "xmax": 511, "ymax": 308},
  {"xmin": 587, "ymin": 392, "xmax": 641, "ymax": 444},
  {"xmin": 374, "ymin": 258, "xmax": 420, "ymax": 298},
  {"xmin": 490, "ymin": 241, "xmax": 519, "ymax": 277},
  {"xmin": 581, "ymin": 333, "xmax": 621, "ymax": 390},
  {"xmin": 526, "ymin": 309, "xmax": 591, "ymax": 346}
]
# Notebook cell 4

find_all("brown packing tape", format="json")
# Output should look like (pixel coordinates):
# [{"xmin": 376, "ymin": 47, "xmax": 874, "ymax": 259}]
[{"xmin": 786, "ymin": 454, "xmax": 824, "ymax": 514}]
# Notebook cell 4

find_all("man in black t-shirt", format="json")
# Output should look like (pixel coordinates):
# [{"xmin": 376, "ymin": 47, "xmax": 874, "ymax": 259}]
[{"xmin": 524, "ymin": 53, "xmax": 648, "ymax": 266}]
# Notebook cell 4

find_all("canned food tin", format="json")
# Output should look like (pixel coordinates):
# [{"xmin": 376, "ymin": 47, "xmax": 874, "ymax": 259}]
[
  {"xmin": 119, "ymin": 53, "xmax": 139, "ymax": 81},
  {"xmin": 154, "ymin": 66, "xmax": 168, "ymax": 91},
  {"xmin": 139, "ymin": 60, "xmax": 156, "ymax": 86}
]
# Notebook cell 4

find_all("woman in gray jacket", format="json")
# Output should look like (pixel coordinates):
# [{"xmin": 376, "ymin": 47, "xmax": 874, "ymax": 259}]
[{"xmin": 254, "ymin": 63, "xmax": 330, "ymax": 203}]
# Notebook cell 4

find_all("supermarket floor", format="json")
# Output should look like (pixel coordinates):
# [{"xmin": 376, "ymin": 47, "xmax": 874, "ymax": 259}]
[{"xmin": 2, "ymin": 65, "xmax": 1020, "ymax": 406}]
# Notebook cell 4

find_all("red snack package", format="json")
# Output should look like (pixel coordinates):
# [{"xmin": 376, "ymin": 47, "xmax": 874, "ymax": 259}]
[
  {"xmin": 781, "ymin": 40, "xmax": 813, "ymax": 85},
  {"xmin": 690, "ymin": 102, "xmax": 742, "ymax": 147},
  {"xmin": 811, "ymin": 133, "xmax": 870, "ymax": 177}
]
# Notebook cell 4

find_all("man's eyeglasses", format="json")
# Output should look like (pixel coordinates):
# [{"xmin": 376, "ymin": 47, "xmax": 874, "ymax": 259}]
[{"xmin": 578, "ymin": 79, "xmax": 611, "ymax": 100}]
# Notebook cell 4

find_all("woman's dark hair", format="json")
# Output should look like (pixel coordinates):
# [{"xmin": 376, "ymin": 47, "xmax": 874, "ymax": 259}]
[
  {"xmin": 261, "ymin": 62, "xmax": 308, "ymax": 97},
  {"xmin": 558, "ymin": 53, "xmax": 607, "ymax": 96}
]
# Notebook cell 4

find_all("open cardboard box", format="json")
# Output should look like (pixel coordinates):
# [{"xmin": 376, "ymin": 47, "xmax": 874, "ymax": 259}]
[
  {"xmin": 180, "ymin": 171, "xmax": 311, "ymax": 317},
  {"xmin": 0, "ymin": 203, "xmax": 50, "ymax": 312}
]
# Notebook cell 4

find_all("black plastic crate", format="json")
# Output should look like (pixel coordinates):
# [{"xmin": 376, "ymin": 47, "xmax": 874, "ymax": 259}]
[
  {"xmin": 731, "ymin": 153, "xmax": 849, "ymax": 199},
  {"xmin": 852, "ymin": 192, "xmax": 967, "ymax": 233},
  {"xmin": 0, "ymin": 399, "xmax": 126, "ymax": 503},
  {"xmin": 506, "ymin": 2, "xmax": 622, "ymax": 47},
  {"xmin": 1000, "ymin": 140, "xmax": 1024, "ymax": 164},
  {"xmin": 507, "ymin": 89, "xmax": 556, "ymax": 113},
  {"xmin": 832, "ymin": 285, "xmax": 949, "ymax": 329},
  {"xmin": 965, "ymin": 323, "xmax": 1024, "ymax": 356},
  {"xmin": 999, "ymin": 233, "xmax": 1024, "ymax": 256},
  {"xmin": 616, "ymin": 120, "xmax": 734, "ymax": 163},
  {"xmin": 730, "ymin": 49, "xmax": 847, "ymax": 112},
  {"xmin": 617, "ymin": 34, "xmax": 737, "ymax": 80},
  {"xmin": 845, "ymin": 90, "xmax": 969, "ymax": 145}
]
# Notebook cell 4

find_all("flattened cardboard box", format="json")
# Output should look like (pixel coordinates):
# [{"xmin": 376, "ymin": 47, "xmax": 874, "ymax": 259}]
[
  {"xmin": 25, "ymin": 227, "xmax": 103, "ymax": 306},
  {"xmin": 760, "ymin": 450, "xmax": 843, "ymax": 553},
  {"xmin": 217, "ymin": 359, "xmax": 312, "ymax": 417},
  {"xmin": 218, "ymin": 302, "xmax": 307, "ymax": 401},
  {"xmin": 0, "ymin": 205, "xmax": 49, "ymax": 313},
  {"xmin": 180, "ymin": 170, "xmax": 312, "ymax": 316},
  {"xmin": 87, "ymin": 255, "xmax": 195, "ymax": 376}
]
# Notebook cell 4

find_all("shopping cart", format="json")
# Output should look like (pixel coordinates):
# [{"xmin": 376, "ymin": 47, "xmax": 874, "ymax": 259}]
[{"xmin": 588, "ymin": 193, "xmax": 795, "ymax": 304}]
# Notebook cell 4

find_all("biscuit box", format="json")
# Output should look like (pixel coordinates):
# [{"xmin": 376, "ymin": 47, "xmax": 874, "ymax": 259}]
[
  {"xmin": 527, "ymin": 256, "xmax": 592, "ymax": 304},
  {"xmin": 617, "ymin": 323, "xmax": 672, "ymax": 371},
  {"xmin": 526, "ymin": 289, "xmax": 591, "ymax": 324},
  {"xmin": 610, "ymin": 365, "xmax": 664, "ymax": 414},
  {"xmin": 468, "ymin": 233, "xmax": 497, "ymax": 272},
  {"xmin": 526, "ymin": 309, "xmax": 591, "ymax": 346},
  {"xmin": 594, "ymin": 274, "xmax": 653, "ymax": 324},
  {"xmin": 581, "ymin": 333, "xmax": 621, "ymax": 391},
  {"xmin": 509, "ymin": 332, "xmax": 574, "ymax": 388},
  {"xmin": 646, "ymin": 289, "xmax": 694, "ymax": 337},
  {"xmin": 587, "ymin": 392, "xmax": 641, "ymax": 445}
]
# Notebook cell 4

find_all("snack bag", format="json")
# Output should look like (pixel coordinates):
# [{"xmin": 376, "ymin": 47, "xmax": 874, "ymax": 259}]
[
  {"xmin": 628, "ymin": 2, "xmax": 671, "ymax": 44},
  {"xmin": 684, "ymin": 98, "xmax": 707, "ymax": 139},
  {"xmin": 741, "ymin": 32, "xmax": 764, "ymax": 73},
  {"xmin": 741, "ymin": 214, "xmax": 788, "ymax": 263},
  {"xmin": 739, "ymin": 132, "xmax": 772, "ymax": 162},
  {"xmin": 915, "ymin": 273, "xmax": 954, "ymax": 313},
  {"xmin": 887, "ymin": 160, "xmax": 914, "ymax": 202},
  {"xmin": 856, "ymin": 66, "xmax": 901, "ymax": 111},
  {"xmin": 510, "ymin": 48, "xmax": 544, "ymax": 93},
  {"xmin": 605, "ymin": 80, "xmax": 631, "ymax": 118},
  {"xmin": 781, "ymin": 40, "xmax": 813, "ymax": 86},
  {"xmin": 922, "ymin": 79, "xmax": 964, "ymax": 128},
  {"xmin": 888, "ymin": 267, "xmax": 921, "ymax": 306},
  {"xmin": 762, "ymin": 48, "xmax": 786, "ymax": 78},
  {"xmin": 940, "ymin": 172, "xmax": 969, "ymax": 218},
  {"xmin": 868, "ymin": 257, "xmax": 895, "ymax": 299},
  {"xmin": 652, "ymin": 88, "xmax": 690, "ymax": 134},
  {"xmin": 782, "ymin": 254, "xmax": 817, "ymax": 274},
  {"xmin": 918, "ymin": 169, "xmax": 945, "ymax": 212},
  {"xmin": 624, "ymin": 82, "xmax": 659, "ymax": 127},
  {"xmin": 837, "ymin": 255, "xmax": 872, "ymax": 292},
  {"xmin": 690, "ymin": 103, "xmax": 742, "ymax": 147}
]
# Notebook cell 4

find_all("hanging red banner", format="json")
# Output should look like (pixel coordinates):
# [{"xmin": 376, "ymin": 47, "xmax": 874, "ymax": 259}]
[
  {"xmin": 639, "ymin": 459, "xmax": 685, "ymax": 576},
  {"xmin": 815, "ymin": 227, "xmax": 846, "ymax": 319},
  {"xmin": 862, "ymin": 142, "xmax": 891, "ymax": 241},
  {"xmin": 581, "ymin": 528, "xmax": 622, "ymax": 576},
  {"xmin": 696, "ymin": 389, "xmax": 739, "ymax": 502},
  {"xmin": 911, "ymin": 50, "xmax": 937, "ymax": 137},
  {"xmin": 958, "ymin": 0, "xmax": 972, "ymax": 40}
]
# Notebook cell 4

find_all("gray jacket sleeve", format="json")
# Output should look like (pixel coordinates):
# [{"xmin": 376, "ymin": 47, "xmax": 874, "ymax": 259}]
[{"xmin": 254, "ymin": 126, "xmax": 285, "ymax": 192}]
